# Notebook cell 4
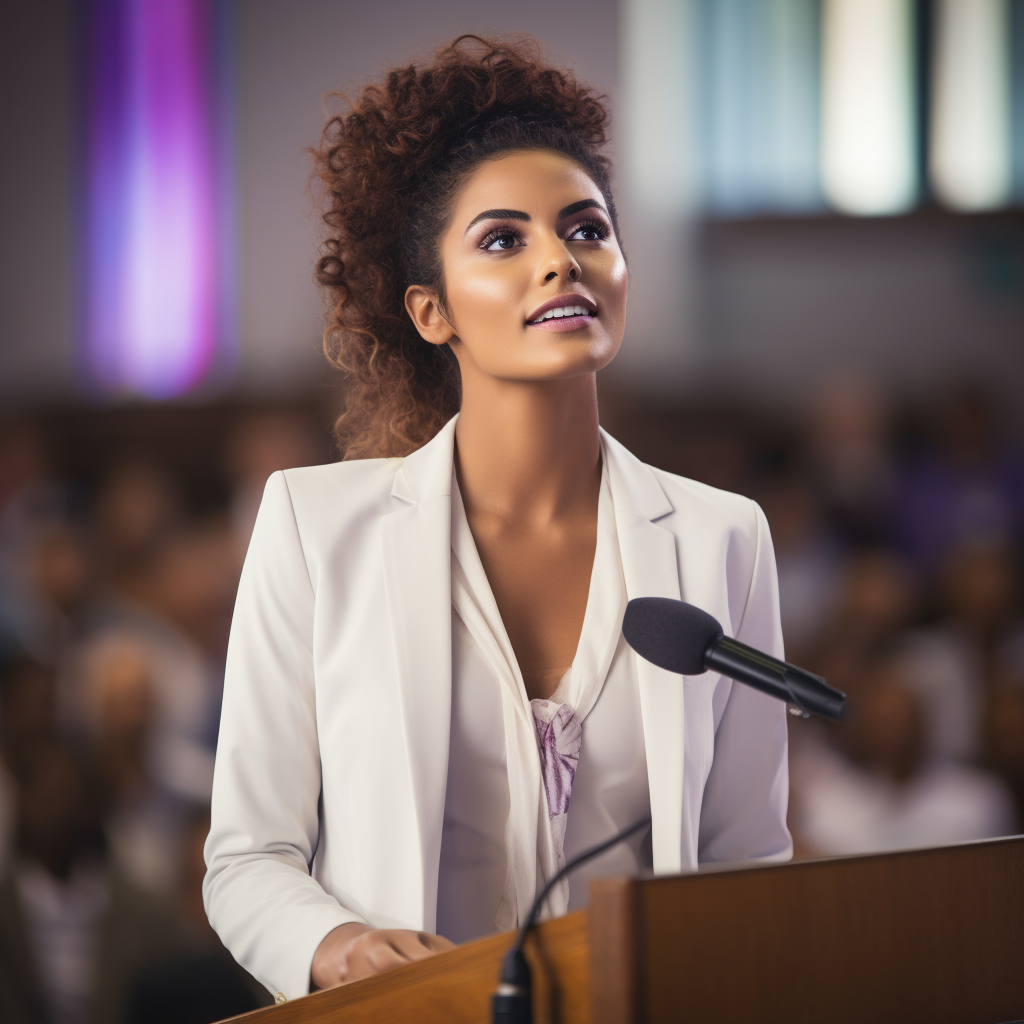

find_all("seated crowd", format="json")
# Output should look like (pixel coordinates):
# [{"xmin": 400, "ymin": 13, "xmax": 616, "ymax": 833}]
[{"xmin": 0, "ymin": 382, "xmax": 1021, "ymax": 1023}]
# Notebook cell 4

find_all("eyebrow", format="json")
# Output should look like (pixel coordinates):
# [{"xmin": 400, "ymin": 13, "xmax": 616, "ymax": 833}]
[
  {"xmin": 463, "ymin": 198, "xmax": 608, "ymax": 235},
  {"xmin": 464, "ymin": 208, "xmax": 529, "ymax": 234}
]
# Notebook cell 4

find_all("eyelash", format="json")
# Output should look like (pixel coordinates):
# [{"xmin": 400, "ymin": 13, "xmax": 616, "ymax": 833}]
[
  {"xmin": 570, "ymin": 219, "xmax": 610, "ymax": 242},
  {"xmin": 478, "ymin": 218, "xmax": 610, "ymax": 251}
]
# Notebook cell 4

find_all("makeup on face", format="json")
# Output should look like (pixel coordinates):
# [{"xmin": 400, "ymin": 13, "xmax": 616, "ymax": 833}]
[
  {"xmin": 524, "ymin": 293, "xmax": 598, "ymax": 332},
  {"xmin": 461, "ymin": 197, "xmax": 614, "ymax": 336},
  {"xmin": 433, "ymin": 150, "xmax": 628, "ymax": 382}
]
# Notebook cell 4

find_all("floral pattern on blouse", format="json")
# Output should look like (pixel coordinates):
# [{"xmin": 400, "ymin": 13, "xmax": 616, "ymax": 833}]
[{"xmin": 531, "ymin": 700, "xmax": 583, "ymax": 818}]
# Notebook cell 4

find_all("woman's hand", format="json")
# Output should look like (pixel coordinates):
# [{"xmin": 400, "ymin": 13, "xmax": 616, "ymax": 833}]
[{"xmin": 310, "ymin": 922, "xmax": 456, "ymax": 990}]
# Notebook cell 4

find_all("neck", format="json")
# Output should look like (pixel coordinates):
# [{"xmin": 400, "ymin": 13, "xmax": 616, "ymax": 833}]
[{"xmin": 454, "ymin": 371, "xmax": 601, "ymax": 526}]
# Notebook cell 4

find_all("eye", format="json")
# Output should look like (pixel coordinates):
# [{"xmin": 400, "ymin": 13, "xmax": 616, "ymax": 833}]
[
  {"xmin": 480, "ymin": 228, "xmax": 523, "ymax": 252},
  {"xmin": 567, "ymin": 219, "xmax": 609, "ymax": 242}
]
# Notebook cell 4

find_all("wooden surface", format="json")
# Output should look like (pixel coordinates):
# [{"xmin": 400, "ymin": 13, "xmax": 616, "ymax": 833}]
[
  {"xmin": 225, "ymin": 910, "xmax": 590, "ymax": 1024},
  {"xmin": 589, "ymin": 877, "xmax": 641, "ymax": 1024},
  {"xmin": 222, "ymin": 836, "xmax": 1024, "ymax": 1023},
  {"xmin": 622, "ymin": 836, "xmax": 1024, "ymax": 1024}
]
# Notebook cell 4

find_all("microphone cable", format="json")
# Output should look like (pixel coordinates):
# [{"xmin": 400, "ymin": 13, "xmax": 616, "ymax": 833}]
[{"xmin": 491, "ymin": 813, "xmax": 653, "ymax": 1024}]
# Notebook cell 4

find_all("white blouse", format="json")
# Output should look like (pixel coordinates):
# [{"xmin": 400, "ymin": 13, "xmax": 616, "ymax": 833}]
[{"xmin": 437, "ymin": 451, "xmax": 651, "ymax": 944}]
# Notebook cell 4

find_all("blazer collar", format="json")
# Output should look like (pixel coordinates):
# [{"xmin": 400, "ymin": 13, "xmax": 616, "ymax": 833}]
[
  {"xmin": 392, "ymin": 415, "xmax": 459, "ymax": 505},
  {"xmin": 600, "ymin": 427, "xmax": 674, "ymax": 523},
  {"xmin": 393, "ymin": 416, "xmax": 674, "ymax": 524}
]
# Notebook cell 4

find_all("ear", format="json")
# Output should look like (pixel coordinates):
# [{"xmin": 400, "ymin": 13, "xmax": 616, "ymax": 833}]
[{"xmin": 404, "ymin": 285, "xmax": 456, "ymax": 346}]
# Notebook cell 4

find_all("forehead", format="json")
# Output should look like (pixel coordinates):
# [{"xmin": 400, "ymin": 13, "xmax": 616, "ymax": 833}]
[{"xmin": 451, "ymin": 149, "xmax": 603, "ymax": 223}]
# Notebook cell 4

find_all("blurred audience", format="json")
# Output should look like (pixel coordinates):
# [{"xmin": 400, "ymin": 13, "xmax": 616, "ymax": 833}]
[
  {"xmin": 1, "ymin": 383, "xmax": 1023, "ymax": 1017},
  {"xmin": 0, "ymin": 426, "xmax": 79, "ymax": 667},
  {"xmin": 92, "ymin": 461, "xmax": 182, "ymax": 607},
  {"xmin": 985, "ymin": 681, "xmax": 1024, "ymax": 824},
  {"xmin": 224, "ymin": 411, "xmax": 321, "ymax": 552},
  {"xmin": 895, "ymin": 387, "xmax": 1024, "ymax": 573},
  {"xmin": 0, "ymin": 414, "xmax": 283, "ymax": 1022},
  {"xmin": 783, "ymin": 381, "xmax": 1024, "ymax": 856},
  {"xmin": 72, "ymin": 509, "xmax": 234, "ymax": 813},
  {"xmin": 790, "ymin": 644, "xmax": 1016, "ymax": 856},
  {"xmin": 123, "ymin": 809, "xmax": 271, "ymax": 1024},
  {"xmin": 757, "ymin": 466, "xmax": 842, "ymax": 663},
  {"xmin": 801, "ymin": 547, "xmax": 919, "ymax": 704},
  {"xmin": 806, "ymin": 373, "xmax": 897, "ymax": 548},
  {"xmin": 76, "ymin": 635, "xmax": 189, "ymax": 895},
  {"xmin": 0, "ymin": 660, "xmax": 57, "ymax": 876},
  {"xmin": 0, "ymin": 737, "xmax": 195, "ymax": 1024}
]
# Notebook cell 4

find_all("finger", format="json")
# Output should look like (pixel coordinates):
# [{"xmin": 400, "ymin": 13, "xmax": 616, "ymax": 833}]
[
  {"xmin": 363, "ymin": 936, "xmax": 412, "ymax": 974},
  {"xmin": 345, "ymin": 936, "xmax": 406, "ymax": 982},
  {"xmin": 385, "ymin": 930, "xmax": 436, "ymax": 962},
  {"xmin": 420, "ymin": 932, "xmax": 457, "ymax": 952}
]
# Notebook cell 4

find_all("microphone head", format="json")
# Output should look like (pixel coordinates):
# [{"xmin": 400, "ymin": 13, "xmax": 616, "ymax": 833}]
[{"xmin": 622, "ymin": 598, "xmax": 723, "ymax": 675}]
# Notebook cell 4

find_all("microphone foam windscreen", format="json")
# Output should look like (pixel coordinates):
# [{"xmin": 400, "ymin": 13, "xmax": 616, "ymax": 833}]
[{"xmin": 622, "ymin": 598, "xmax": 723, "ymax": 675}]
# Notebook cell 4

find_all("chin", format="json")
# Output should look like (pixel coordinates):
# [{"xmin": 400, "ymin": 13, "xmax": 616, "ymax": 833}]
[
  {"xmin": 468, "ymin": 330, "xmax": 621, "ymax": 382},
  {"xmin": 540, "ymin": 337, "xmax": 619, "ymax": 378}
]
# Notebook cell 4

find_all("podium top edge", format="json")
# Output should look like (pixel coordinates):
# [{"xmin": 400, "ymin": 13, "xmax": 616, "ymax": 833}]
[{"xmin": 616, "ymin": 832, "xmax": 1024, "ymax": 886}]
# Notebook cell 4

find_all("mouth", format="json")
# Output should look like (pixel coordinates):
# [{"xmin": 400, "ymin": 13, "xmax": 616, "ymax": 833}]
[{"xmin": 525, "ymin": 294, "xmax": 598, "ymax": 332}]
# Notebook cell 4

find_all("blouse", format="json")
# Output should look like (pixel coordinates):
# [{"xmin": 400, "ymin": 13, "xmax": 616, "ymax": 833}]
[{"xmin": 437, "ymin": 448, "xmax": 651, "ymax": 942}]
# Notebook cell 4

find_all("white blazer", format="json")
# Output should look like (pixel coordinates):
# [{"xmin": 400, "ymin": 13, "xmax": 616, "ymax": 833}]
[{"xmin": 204, "ymin": 416, "xmax": 791, "ymax": 1000}]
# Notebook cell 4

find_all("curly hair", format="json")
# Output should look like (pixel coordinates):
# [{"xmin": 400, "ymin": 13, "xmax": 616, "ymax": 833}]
[{"xmin": 311, "ymin": 34, "xmax": 617, "ymax": 459}]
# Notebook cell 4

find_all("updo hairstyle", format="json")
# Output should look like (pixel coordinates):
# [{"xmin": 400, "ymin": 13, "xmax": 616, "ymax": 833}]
[{"xmin": 312, "ymin": 35, "xmax": 616, "ymax": 459}]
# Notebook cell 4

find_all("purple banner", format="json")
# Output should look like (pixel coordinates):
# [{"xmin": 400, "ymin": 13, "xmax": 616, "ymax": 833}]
[{"xmin": 85, "ymin": 0, "xmax": 230, "ymax": 398}]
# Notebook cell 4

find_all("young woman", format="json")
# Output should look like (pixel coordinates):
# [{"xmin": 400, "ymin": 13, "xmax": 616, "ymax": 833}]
[{"xmin": 203, "ymin": 36, "xmax": 791, "ymax": 1003}]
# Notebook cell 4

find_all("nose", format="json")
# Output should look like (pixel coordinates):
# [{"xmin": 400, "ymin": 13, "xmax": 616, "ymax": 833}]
[{"xmin": 537, "ymin": 234, "xmax": 581, "ymax": 285}]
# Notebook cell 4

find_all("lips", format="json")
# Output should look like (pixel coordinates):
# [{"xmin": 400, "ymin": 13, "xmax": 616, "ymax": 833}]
[{"xmin": 525, "ymin": 293, "xmax": 598, "ymax": 324}]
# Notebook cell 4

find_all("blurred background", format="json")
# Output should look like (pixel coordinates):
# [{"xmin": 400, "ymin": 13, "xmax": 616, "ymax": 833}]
[{"xmin": 1, "ymin": 1, "xmax": 1023, "ymax": 1021}]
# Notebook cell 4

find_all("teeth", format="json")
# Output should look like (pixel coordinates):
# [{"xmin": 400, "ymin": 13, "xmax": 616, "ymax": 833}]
[{"xmin": 536, "ymin": 305, "xmax": 591, "ymax": 321}]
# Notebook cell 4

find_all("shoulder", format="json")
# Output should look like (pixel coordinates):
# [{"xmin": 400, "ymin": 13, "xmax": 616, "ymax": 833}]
[
  {"xmin": 259, "ymin": 457, "xmax": 403, "ymax": 532},
  {"xmin": 602, "ymin": 431, "xmax": 778, "ymax": 644},
  {"xmin": 602, "ymin": 428, "xmax": 764, "ymax": 542},
  {"xmin": 279, "ymin": 457, "xmax": 403, "ymax": 511},
  {"xmin": 245, "ymin": 458, "xmax": 405, "ymax": 583},
  {"xmin": 651, "ymin": 465, "xmax": 764, "ymax": 537},
  {"xmin": 652, "ymin": 466, "xmax": 774, "ymax": 634}
]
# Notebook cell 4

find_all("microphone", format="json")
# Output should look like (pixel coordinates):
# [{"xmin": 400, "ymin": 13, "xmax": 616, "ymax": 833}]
[
  {"xmin": 492, "ymin": 813, "xmax": 652, "ymax": 1024},
  {"xmin": 621, "ymin": 597, "xmax": 848, "ymax": 722}
]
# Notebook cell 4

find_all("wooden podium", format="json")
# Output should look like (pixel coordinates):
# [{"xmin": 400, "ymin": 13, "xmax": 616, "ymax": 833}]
[{"xmin": 227, "ymin": 835, "xmax": 1024, "ymax": 1024}]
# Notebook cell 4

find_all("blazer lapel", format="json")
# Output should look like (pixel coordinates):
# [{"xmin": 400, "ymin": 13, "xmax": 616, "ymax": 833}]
[
  {"xmin": 602, "ymin": 430, "xmax": 686, "ymax": 876},
  {"xmin": 381, "ymin": 417, "xmax": 458, "ymax": 932}
]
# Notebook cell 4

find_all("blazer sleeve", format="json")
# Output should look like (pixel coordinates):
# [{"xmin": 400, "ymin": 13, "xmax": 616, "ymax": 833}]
[
  {"xmin": 696, "ymin": 500, "xmax": 793, "ymax": 864},
  {"xmin": 203, "ymin": 471, "xmax": 365, "ymax": 1000}
]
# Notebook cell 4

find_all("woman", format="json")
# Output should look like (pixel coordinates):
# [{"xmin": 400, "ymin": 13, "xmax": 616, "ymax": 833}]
[{"xmin": 203, "ymin": 36, "xmax": 791, "ymax": 1003}]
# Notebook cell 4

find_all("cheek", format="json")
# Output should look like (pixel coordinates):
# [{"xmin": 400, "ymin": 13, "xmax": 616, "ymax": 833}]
[
  {"xmin": 594, "ymin": 252, "xmax": 628, "ymax": 317},
  {"xmin": 609, "ymin": 259, "xmax": 628, "ymax": 304},
  {"xmin": 609, "ymin": 247, "xmax": 629, "ymax": 285},
  {"xmin": 445, "ymin": 256, "xmax": 529, "ymax": 326},
  {"xmin": 583, "ymin": 244, "xmax": 626, "ymax": 286}
]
